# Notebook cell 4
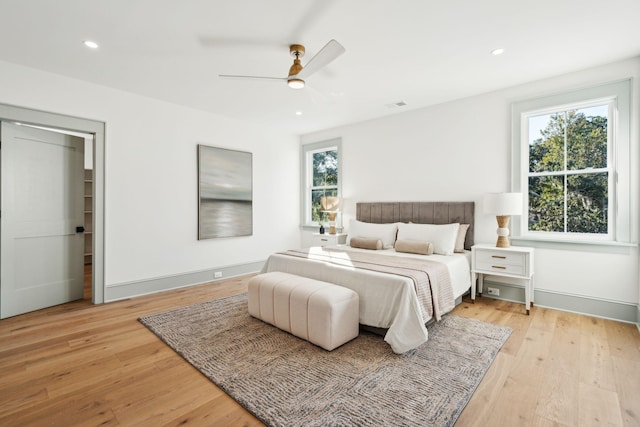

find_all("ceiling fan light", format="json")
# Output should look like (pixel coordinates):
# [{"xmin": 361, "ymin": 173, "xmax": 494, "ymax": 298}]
[{"xmin": 288, "ymin": 78, "xmax": 305, "ymax": 89}]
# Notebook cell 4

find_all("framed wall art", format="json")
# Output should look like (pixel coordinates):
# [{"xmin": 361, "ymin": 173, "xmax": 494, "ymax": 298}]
[{"xmin": 198, "ymin": 144, "xmax": 253, "ymax": 239}]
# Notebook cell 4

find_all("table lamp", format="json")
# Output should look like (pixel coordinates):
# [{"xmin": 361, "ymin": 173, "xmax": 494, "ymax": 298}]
[
  {"xmin": 483, "ymin": 192, "xmax": 523, "ymax": 248},
  {"xmin": 320, "ymin": 196, "xmax": 341, "ymax": 235}
]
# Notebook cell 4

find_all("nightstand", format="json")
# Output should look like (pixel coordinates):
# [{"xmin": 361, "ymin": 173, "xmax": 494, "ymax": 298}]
[
  {"xmin": 471, "ymin": 244, "xmax": 535, "ymax": 314},
  {"xmin": 310, "ymin": 233, "xmax": 347, "ymax": 247}
]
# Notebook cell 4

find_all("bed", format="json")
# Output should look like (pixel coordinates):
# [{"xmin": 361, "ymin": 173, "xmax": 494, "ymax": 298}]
[{"xmin": 261, "ymin": 201, "xmax": 474, "ymax": 354}]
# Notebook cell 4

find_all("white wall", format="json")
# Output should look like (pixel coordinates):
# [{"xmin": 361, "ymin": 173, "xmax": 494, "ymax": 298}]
[
  {"xmin": 302, "ymin": 57, "xmax": 640, "ymax": 307},
  {"xmin": 0, "ymin": 60, "xmax": 300, "ymax": 291}
]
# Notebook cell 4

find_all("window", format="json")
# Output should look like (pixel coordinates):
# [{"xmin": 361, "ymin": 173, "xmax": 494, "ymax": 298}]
[
  {"xmin": 512, "ymin": 80, "xmax": 631, "ymax": 244},
  {"xmin": 527, "ymin": 102, "xmax": 611, "ymax": 236},
  {"xmin": 301, "ymin": 139, "xmax": 341, "ymax": 227}
]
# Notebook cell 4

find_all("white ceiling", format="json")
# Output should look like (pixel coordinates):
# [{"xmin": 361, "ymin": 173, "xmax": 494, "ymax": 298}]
[{"xmin": 1, "ymin": 0, "xmax": 639, "ymax": 135}]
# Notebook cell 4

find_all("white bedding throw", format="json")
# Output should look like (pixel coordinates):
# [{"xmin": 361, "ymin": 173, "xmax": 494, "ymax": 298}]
[{"xmin": 261, "ymin": 247, "xmax": 456, "ymax": 353}]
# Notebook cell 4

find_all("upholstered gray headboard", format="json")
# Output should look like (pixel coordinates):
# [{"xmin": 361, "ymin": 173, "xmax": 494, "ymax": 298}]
[{"xmin": 355, "ymin": 201, "xmax": 475, "ymax": 250}]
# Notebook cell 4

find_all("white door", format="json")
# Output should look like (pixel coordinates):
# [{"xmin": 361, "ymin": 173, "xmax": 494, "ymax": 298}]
[{"xmin": 1, "ymin": 122, "xmax": 85, "ymax": 318}]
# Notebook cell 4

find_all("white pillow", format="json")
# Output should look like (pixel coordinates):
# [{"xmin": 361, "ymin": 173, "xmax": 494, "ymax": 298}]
[
  {"xmin": 455, "ymin": 224, "xmax": 470, "ymax": 253},
  {"xmin": 347, "ymin": 219, "xmax": 398, "ymax": 249},
  {"xmin": 396, "ymin": 223, "xmax": 460, "ymax": 255}
]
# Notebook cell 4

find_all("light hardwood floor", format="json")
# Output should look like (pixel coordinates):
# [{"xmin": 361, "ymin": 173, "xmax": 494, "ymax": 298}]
[{"xmin": 1, "ymin": 274, "xmax": 639, "ymax": 426}]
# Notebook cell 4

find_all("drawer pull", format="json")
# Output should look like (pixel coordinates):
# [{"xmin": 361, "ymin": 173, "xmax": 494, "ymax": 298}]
[
  {"xmin": 491, "ymin": 255, "xmax": 507, "ymax": 259},
  {"xmin": 491, "ymin": 265, "xmax": 507, "ymax": 269}
]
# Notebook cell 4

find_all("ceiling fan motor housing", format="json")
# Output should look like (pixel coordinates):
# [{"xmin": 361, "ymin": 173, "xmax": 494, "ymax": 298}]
[{"xmin": 288, "ymin": 44, "xmax": 305, "ymax": 77}]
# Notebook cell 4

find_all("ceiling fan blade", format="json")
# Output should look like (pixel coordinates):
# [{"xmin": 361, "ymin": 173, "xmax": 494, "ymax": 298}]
[
  {"xmin": 295, "ymin": 39, "xmax": 345, "ymax": 79},
  {"xmin": 219, "ymin": 74, "xmax": 287, "ymax": 82}
]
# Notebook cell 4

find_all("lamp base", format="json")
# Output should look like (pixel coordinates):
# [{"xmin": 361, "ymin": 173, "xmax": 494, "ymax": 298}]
[
  {"xmin": 495, "ymin": 215, "xmax": 511, "ymax": 248},
  {"xmin": 495, "ymin": 235, "xmax": 510, "ymax": 248},
  {"xmin": 327, "ymin": 212, "xmax": 337, "ymax": 235}
]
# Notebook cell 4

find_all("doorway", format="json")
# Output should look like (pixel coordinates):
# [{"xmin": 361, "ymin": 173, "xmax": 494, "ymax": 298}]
[
  {"xmin": 13, "ymin": 123, "xmax": 96, "ymax": 303},
  {"xmin": 0, "ymin": 103, "xmax": 105, "ymax": 317}
]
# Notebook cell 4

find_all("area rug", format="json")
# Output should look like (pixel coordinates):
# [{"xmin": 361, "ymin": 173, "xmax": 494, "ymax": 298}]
[{"xmin": 139, "ymin": 293, "xmax": 511, "ymax": 427}]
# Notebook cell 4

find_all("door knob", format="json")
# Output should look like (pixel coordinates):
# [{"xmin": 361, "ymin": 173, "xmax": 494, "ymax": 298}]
[{"xmin": 76, "ymin": 226, "xmax": 85, "ymax": 233}]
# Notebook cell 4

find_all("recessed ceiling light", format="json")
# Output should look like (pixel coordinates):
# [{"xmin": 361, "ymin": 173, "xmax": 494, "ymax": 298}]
[
  {"xmin": 83, "ymin": 40, "xmax": 99, "ymax": 49},
  {"xmin": 295, "ymin": 111, "xmax": 303, "ymax": 116},
  {"xmin": 491, "ymin": 48, "xmax": 505, "ymax": 56}
]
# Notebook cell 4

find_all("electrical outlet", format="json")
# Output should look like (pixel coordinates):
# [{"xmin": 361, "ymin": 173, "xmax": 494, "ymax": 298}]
[
  {"xmin": 487, "ymin": 287, "xmax": 500, "ymax": 296},
  {"xmin": 214, "ymin": 271, "xmax": 223, "ymax": 279}
]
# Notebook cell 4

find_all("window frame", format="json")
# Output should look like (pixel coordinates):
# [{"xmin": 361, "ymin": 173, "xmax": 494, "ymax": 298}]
[
  {"xmin": 511, "ymin": 80, "xmax": 631, "ymax": 246},
  {"xmin": 300, "ymin": 138, "xmax": 342, "ymax": 228},
  {"xmin": 523, "ymin": 99, "xmax": 614, "ymax": 240}
]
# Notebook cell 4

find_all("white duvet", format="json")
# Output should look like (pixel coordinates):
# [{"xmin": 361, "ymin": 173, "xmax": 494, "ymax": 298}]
[{"xmin": 261, "ymin": 246, "xmax": 471, "ymax": 353}]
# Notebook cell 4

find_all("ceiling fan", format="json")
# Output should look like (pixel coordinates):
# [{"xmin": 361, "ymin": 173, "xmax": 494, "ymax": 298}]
[{"xmin": 219, "ymin": 39, "xmax": 345, "ymax": 89}]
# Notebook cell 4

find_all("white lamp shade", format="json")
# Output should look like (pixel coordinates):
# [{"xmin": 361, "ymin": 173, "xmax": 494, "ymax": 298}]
[{"xmin": 483, "ymin": 192, "xmax": 523, "ymax": 216}]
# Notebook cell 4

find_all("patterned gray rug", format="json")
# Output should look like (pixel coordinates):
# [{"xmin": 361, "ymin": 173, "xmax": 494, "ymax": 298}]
[{"xmin": 139, "ymin": 293, "xmax": 511, "ymax": 427}]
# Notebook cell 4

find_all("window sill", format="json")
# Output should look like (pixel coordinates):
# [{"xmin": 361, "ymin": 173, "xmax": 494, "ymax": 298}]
[
  {"xmin": 510, "ymin": 236, "xmax": 637, "ymax": 253},
  {"xmin": 301, "ymin": 224, "xmax": 344, "ymax": 233}
]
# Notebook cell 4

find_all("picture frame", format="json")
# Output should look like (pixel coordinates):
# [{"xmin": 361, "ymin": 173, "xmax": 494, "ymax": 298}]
[{"xmin": 197, "ymin": 144, "xmax": 253, "ymax": 239}]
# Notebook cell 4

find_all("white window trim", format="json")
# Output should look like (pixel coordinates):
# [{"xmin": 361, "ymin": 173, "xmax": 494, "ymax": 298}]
[
  {"xmin": 511, "ymin": 79, "xmax": 632, "ymax": 247},
  {"xmin": 300, "ymin": 138, "xmax": 342, "ymax": 228}
]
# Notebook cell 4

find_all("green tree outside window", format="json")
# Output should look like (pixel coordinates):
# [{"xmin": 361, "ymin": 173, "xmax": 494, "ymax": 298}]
[
  {"xmin": 527, "ymin": 106, "xmax": 609, "ymax": 234},
  {"xmin": 311, "ymin": 149, "xmax": 338, "ymax": 223}
]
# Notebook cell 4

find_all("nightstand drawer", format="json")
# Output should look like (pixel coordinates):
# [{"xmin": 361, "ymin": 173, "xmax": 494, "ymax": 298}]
[
  {"xmin": 475, "ymin": 260, "xmax": 526, "ymax": 276},
  {"xmin": 316, "ymin": 236, "xmax": 334, "ymax": 245},
  {"xmin": 310, "ymin": 233, "xmax": 347, "ymax": 247},
  {"xmin": 475, "ymin": 250, "xmax": 526, "ymax": 267}
]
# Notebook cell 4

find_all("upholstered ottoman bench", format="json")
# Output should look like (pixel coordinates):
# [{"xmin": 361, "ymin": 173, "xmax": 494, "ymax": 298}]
[{"xmin": 247, "ymin": 271, "xmax": 359, "ymax": 351}]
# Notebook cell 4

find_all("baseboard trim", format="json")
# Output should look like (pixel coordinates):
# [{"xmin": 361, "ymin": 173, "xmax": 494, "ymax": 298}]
[
  {"xmin": 481, "ymin": 280, "xmax": 638, "ymax": 324},
  {"xmin": 104, "ymin": 260, "xmax": 265, "ymax": 302}
]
